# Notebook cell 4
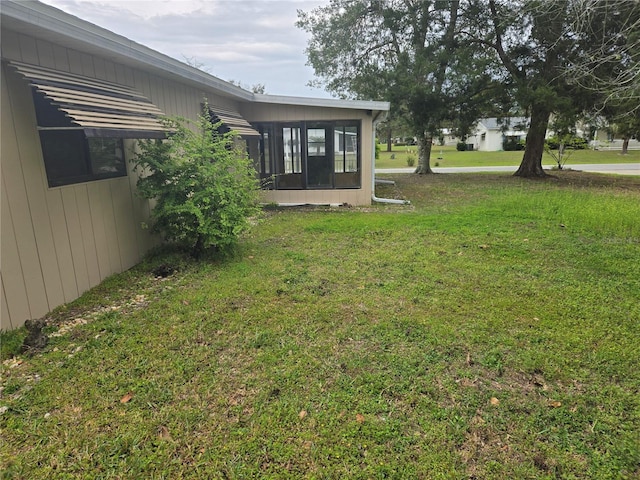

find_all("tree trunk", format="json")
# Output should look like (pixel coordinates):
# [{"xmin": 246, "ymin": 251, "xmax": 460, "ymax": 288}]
[
  {"xmin": 622, "ymin": 137, "xmax": 629, "ymax": 155},
  {"xmin": 414, "ymin": 132, "xmax": 434, "ymax": 174},
  {"xmin": 514, "ymin": 105, "xmax": 551, "ymax": 178},
  {"xmin": 386, "ymin": 126, "xmax": 393, "ymax": 152}
]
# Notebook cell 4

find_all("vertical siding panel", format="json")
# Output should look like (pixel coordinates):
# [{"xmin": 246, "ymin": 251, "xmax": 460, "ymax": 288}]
[
  {"xmin": 133, "ymin": 69, "xmax": 151, "ymax": 98},
  {"xmin": 171, "ymin": 82, "xmax": 181, "ymax": 117},
  {"xmin": 66, "ymin": 49, "xmax": 84, "ymax": 75},
  {"xmin": 109, "ymin": 179, "xmax": 140, "ymax": 270},
  {"xmin": 4, "ymin": 65, "xmax": 66, "ymax": 311},
  {"xmin": 125, "ymin": 140, "xmax": 145, "ymax": 253},
  {"xmin": 174, "ymin": 81, "xmax": 186, "ymax": 118},
  {"xmin": 114, "ymin": 63, "xmax": 128, "ymax": 86},
  {"xmin": 87, "ymin": 184, "xmax": 113, "ymax": 280},
  {"xmin": 1, "ymin": 180, "xmax": 31, "ymax": 328},
  {"xmin": 74, "ymin": 185, "xmax": 101, "ymax": 287},
  {"xmin": 1, "ymin": 30, "xmax": 23, "ymax": 61},
  {"xmin": 2, "ymin": 66, "xmax": 51, "ymax": 319},
  {"xmin": 125, "ymin": 141, "xmax": 155, "ymax": 256},
  {"xmin": 52, "ymin": 44, "xmax": 70, "ymax": 71},
  {"xmin": 45, "ymin": 189, "xmax": 79, "ymax": 302},
  {"xmin": 61, "ymin": 189, "xmax": 90, "ymax": 295},
  {"xmin": 161, "ymin": 78, "xmax": 175, "ymax": 116},
  {"xmin": 95, "ymin": 181, "xmax": 123, "ymax": 274},
  {"xmin": 124, "ymin": 67, "xmax": 136, "ymax": 90},
  {"xmin": 93, "ymin": 56, "xmax": 107, "ymax": 80},
  {"xmin": 17, "ymin": 34, "xmax": 39, "ymax": 64},
  {"xmin": 103, "ymin": 59, "xmax": 118, "ymax": 82},
  {"xmin": 1, "ymin": 276, "xmax": 12, "ymax": 330},
  {"xmin": 35, "ymin": 39, "xmax": 56, "ymax": 68},
  {"xmin": 79, "ymin": 52, "xmax": 95, "ymax": 77},
  {"xmin": 148, "ymin": 75, "xmax": 165, "ymax": 112},
  {"xmin": 186, "ymin": 85, "xmax": 199, "ymax": 118}
]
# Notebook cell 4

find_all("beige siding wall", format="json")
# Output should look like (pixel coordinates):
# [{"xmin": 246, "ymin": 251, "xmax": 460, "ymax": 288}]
[
  {"xmin": 0, "ymin": 31, "xmax": 241, "ymax": 330},
  {"xmin": 1, "ymin": 29, "xmax": 379, "ymax": 329},
  {"xmin": 241, "ymin": 103, "xmax": 375, "ymax": 206}
]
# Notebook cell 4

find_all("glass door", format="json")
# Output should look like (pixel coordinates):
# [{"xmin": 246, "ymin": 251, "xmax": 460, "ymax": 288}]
[{"xmin": 306, "ymin": 125, "xmax": 333, "ymax": 188}]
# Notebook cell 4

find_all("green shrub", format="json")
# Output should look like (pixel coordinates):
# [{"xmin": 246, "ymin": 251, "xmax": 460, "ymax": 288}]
[
  {"xmin": 131, "ymin": 103, "xmax": 261, "ymax": 258},
  {"xmin": 456, "ymin": 142, "xmax": 467, "ymax": 151},
  {"xmin": 545, "ymin": 135, "xmax": 588, "ymax": 150},
  {"xmin": 503, "ymin": 137, "xmax": 525, "ymax": 151},
  {"xmin": 406, "ymin": 154, "xmax": 416, "ymax": 167}
]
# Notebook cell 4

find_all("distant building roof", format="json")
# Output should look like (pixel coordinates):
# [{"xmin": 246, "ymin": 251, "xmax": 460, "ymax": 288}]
[{"xmin": 479, "ymin": 117, "xmax": 529, "ymax": 130}]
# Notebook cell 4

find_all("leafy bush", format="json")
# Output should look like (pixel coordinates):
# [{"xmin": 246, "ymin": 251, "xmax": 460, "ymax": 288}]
[
  {"xmin": 456, "ymin": 142, "xmax": 467, "ymax": 151},
  {"xmin": 131, "ymin": 104, "xmax": 261, "ymax": 257},
  {"xmin": 503, "ymin": 137, "xmax": 525, "ymax": 151},
  {"xmin": 406, "ymin": 154, "xmax": 416, "ymax": 167},
  {"xmin": 545, "ymin": 135, "xmax": 587, "ymax": 150},
  {"xmin": 375, "ymin": 141, "xmax": 381, "ymax": 159}
]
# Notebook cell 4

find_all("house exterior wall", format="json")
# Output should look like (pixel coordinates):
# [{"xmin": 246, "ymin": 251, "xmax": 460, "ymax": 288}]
[
  {"xmin": 1, "ymin": 26, "xmax": 382, "ymax": 330},
  {"xmin": 469, "ymin": 126, "xmax": 504, "ymax": 152},
  {"xmin": 241, "ymin": 103, "xmax": 374, "ymax": 206},
  {"xmin": 0, "ymin": 30, "xmax": 244, "ymax": 330}
]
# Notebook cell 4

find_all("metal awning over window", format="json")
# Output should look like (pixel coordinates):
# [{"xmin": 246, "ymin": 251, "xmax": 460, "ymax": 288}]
[
  {"xmin": 209, "ymin": 106, "xmax": 260, "ymax": 138},
  {"xmin": 10, "ymin": 61, "xmax": 168, "ymax": 138}
]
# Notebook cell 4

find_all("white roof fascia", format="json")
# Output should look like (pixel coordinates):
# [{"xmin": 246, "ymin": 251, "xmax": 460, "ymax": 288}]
[
  {"xmin": 1, "ymin": 0, "xmax": 253, "ymax": 101},
  {"xmin": 253, "ymin": 93, "xmax": 390, "ymax": 112}
]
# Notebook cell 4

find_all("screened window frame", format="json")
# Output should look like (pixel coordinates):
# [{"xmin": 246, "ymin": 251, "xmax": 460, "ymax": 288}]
[
  {"xmin": 30, "ymin": 86, "xmax": 130, "ymax": 188},
  {"xmin": 39, "ymin": 131, "xmax": 127, "ymax": 187},
  {"xmin": 255, "ymin": 120, "xmax": 362, "ymax": 191}
]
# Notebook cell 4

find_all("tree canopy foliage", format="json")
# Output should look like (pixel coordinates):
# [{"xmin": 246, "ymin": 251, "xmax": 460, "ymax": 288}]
[
  {"xmin": 298, "ymin": 0, "xmax": 495, "ymax": 174},
  {"xmin": 298, "ymin": 0, "xmax": 640, "ymax": 178}
]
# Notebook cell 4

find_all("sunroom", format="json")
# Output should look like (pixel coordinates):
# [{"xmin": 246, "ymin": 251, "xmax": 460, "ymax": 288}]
[{"xmin": 241, "ymin": 96, "xmax": 387, "ymax": 206}]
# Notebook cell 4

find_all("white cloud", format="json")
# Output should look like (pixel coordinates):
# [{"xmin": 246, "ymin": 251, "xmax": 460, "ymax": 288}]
[{"xmin": 39, "ymin": 0, "xmax": 331, "ymax": 97}]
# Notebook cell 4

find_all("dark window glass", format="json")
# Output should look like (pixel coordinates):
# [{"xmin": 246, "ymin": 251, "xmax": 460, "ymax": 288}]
[
  {"xmin": 262, "ymin": 130, "xmax": 271, "ymax": 175},
  {"xmin": 257, "ymin": 121, "xmax": 360, "ymax": 190},
  {"xmin": 306, "ymin": 126, "xmax": 332, "ymax": 188},
  {"xmin": 283, "ymin": 127, "xmax": 302, "ymax": 173},
  {"xmin": 88, "ymin": 137, "xmax": 126, "ymax": 177},
  {"xmin": 39, "ymin": 131, "xmax": 126, "ymax": 187},
  {"xmin": 40, "ymin": 130, "xmax": 90, "ymax": 186}
]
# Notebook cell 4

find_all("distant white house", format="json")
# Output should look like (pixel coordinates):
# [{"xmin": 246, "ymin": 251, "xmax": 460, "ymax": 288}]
[{"xmin": 467, "ymin": 117, "xmax": 529, "ymax": 151}]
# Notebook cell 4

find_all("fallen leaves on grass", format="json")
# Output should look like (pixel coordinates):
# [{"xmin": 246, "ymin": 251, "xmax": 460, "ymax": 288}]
[
  {"xmin": 299, "ymin": 410, "xmax": 307, "ymax": 420},
  {"xmin": 120, "ymin": 392, "xmax": 134, "ymax": 404},
  {"xmin": 548, "ymin": 401, "xmax": 562, "ymax": 408},
  {"xmin": 356, "ymin": 413, "xmax": 365, "ymax": 423},
  {"xmin": 490, "ymin": 397, "xmax": 500, "ymax": 406}
]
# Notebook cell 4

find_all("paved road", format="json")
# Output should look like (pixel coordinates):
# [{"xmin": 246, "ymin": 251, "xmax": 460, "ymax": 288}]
[{"xmin": 376, "ymin": 163, "xmax": 640, "ymax": 175}]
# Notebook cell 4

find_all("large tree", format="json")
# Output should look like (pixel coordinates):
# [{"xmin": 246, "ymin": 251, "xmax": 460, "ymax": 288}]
[
  {"xmin": 299, "ymin": 0, "xmax": 638, "ymax": 178},
  {"xmin": 563, "ymin": 0, "xmax": 640, "ymax": 117},
  {"xmin": 464, "ymin": 0, "xmax": 640, "ymax": 177},
  {"xmin": 297, "ymin": 0, "xmax": 493, "ymax": 174}
]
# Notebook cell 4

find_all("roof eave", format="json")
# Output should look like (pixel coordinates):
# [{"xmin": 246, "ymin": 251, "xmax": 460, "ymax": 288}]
[
  {"xmin": 252, "ymin": 93, "xmax": 390, "ymax": 112},
  {"xmin": 1, "ymin": 1, "xmax": 390, "ymax": 110},
  {"xmin": 1, "ymin": 0, "xmax": 254, "ymax": 101}
]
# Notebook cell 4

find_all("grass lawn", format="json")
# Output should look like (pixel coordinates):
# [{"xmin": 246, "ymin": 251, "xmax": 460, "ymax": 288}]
[
  {"xmin": 376, "ymin": 144, "xmax": 640, "ymax": 169},
  {"xmin": 2, "ymin": 172, "xmax": 639, "ymax": 478}
]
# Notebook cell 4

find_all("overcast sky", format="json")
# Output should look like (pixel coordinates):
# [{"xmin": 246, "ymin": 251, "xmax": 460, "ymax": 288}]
[{"xmin": 39, "ymin": 0, "xmax": 332, "ymax": 98}]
